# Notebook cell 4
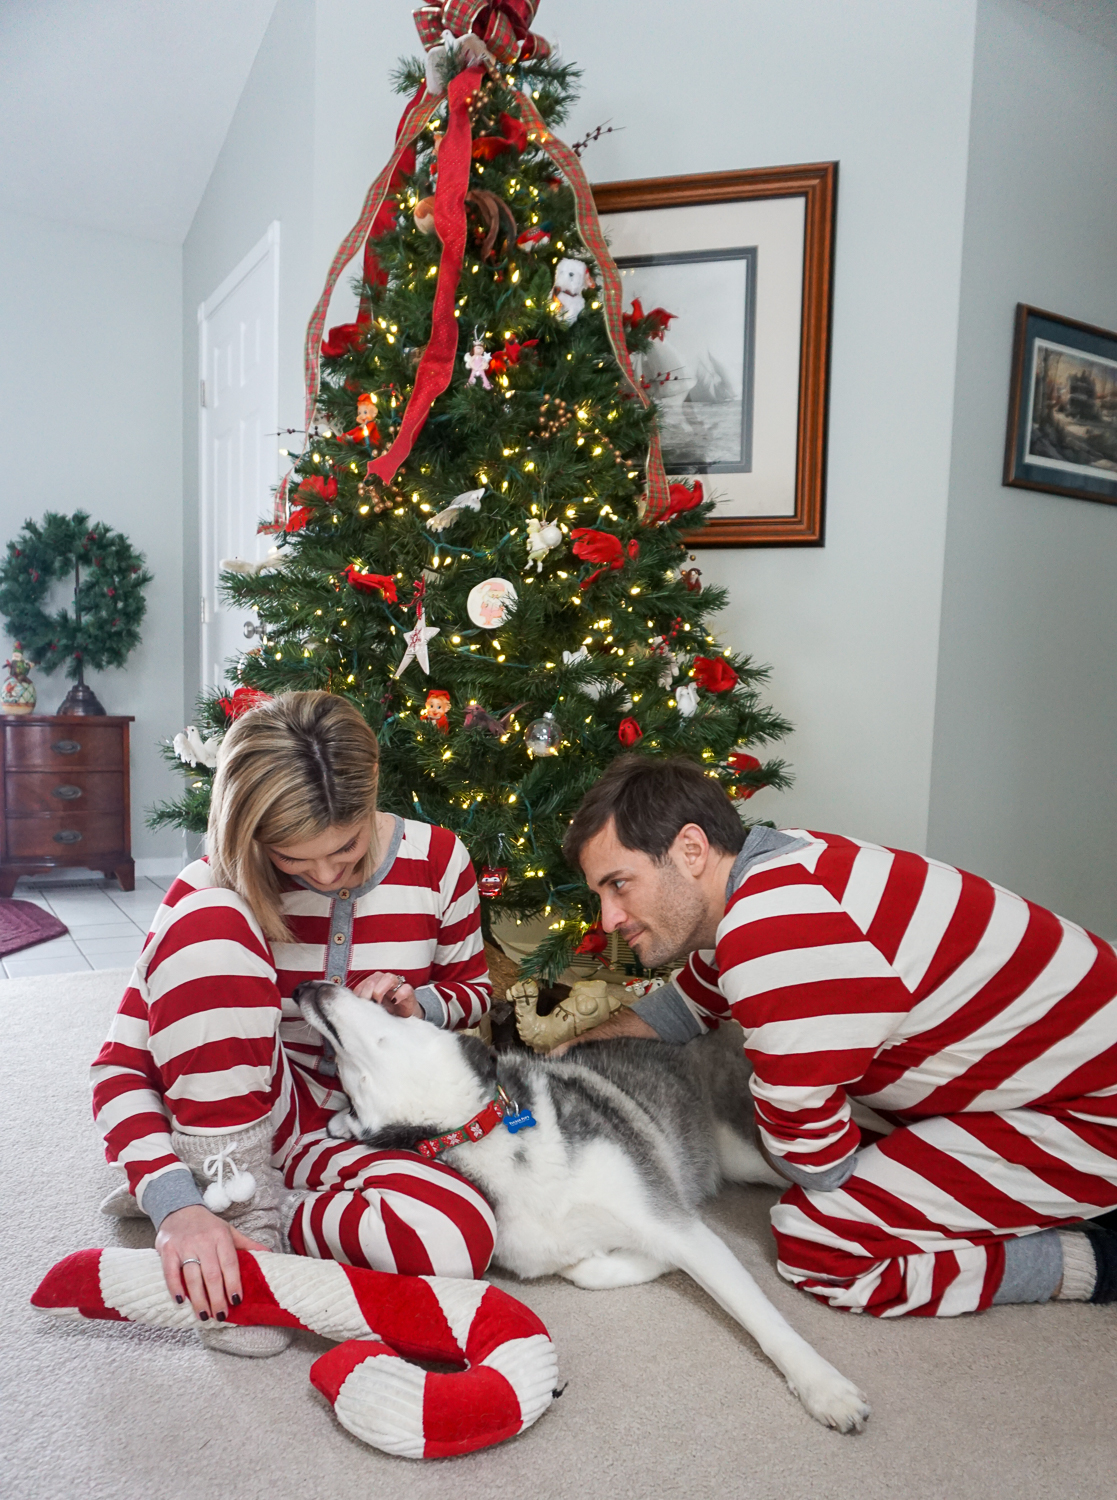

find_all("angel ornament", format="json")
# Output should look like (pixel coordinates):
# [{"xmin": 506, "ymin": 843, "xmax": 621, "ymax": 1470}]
[
  {"xmin": 525, "ymin": 517, "xmax": 562, "ymax": 572},
  {"xmin": 464, "ymin": 334, "xmax": 492, "ymax": 390}
]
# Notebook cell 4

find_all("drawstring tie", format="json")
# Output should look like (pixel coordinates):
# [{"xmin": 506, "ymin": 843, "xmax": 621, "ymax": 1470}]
[{"xmin": 201, "ymin": 1143, "xmax": 257, "ymax": 1213}]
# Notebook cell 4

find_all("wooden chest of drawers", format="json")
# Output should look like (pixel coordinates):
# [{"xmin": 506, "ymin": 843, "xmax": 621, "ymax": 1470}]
[{"xmin": 0, "ymin": 715, "xmax": 135, "ymax": 895}]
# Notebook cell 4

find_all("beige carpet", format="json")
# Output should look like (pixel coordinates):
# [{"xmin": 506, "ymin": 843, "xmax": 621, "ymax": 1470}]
[{"xmin": 2, "ymin": 970, "xmax": 1114, "ymax": 1500}]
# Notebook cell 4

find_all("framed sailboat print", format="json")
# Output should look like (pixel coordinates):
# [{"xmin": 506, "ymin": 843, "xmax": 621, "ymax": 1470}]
[{"xmin": 594, "ymin": 162, "xmax": 837, "ymax": 546}]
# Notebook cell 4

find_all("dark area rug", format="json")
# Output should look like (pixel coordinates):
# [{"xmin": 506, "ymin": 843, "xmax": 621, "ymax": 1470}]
[{"xmin": 0, "ymin": 899, "xmax": 67, "ymax": 957}]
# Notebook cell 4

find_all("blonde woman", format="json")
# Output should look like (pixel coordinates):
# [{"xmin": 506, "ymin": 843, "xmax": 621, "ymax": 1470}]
[{"xmin": 92, "ymin": 691, "xmax": 494, "ymax": 1357}]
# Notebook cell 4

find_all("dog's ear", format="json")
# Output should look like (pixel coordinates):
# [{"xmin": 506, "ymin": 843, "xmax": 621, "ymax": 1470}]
[{"xmin": 458, "ymin": 1033, "xmax": 498, "ymax": 1086}]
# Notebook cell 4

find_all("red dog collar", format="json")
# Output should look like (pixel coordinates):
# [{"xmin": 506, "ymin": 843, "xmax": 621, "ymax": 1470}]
[{"xmin": 415, "ymin": 1090, "xmax": 507, "ymax": 1160}]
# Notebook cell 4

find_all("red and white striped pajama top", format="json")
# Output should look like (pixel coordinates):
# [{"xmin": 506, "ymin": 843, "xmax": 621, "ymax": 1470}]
[
  {"xmin": 670, "ymin": 828, "xmax": 1117, "ymax": 1316},
  {"xmin": 91, "ymin": 816, "xmax": 496, "ymax": 1277}
]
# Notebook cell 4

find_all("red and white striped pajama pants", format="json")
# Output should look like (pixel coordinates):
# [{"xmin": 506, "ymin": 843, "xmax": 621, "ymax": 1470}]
[
  {"xmin": 139, "ymin": 940, "xmax": 495, "ymax": 1281},
  {"xmin": 769, "ymin": 1102, "xmax": 1117, "ymax": 1316}
]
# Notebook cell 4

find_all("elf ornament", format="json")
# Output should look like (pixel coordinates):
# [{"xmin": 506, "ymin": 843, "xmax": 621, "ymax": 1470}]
[
  {"xmin": 344, "ymin": 393, "xmax": 381, "ymax": 446},
  {"xmin": 1, "ymin": 644, "xmax": 36, "ymax": 715},
  {"xmin": 421, "ymin": 688, "xmax": 452, "ymax": 733}
]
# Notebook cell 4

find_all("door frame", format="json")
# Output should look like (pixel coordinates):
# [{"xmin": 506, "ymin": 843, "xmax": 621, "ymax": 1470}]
[{"xmin": 197, "ymin": 219, "xmax": 281, "ymax": 688}]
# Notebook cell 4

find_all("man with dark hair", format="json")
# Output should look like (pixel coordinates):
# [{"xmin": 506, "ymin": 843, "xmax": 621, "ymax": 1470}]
[{"xmin": 563, "ymin": 755, "xmax": 1117, "ymax": 1319}]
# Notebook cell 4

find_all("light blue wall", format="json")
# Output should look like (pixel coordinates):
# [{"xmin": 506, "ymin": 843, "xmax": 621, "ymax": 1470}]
[
  {"xmin": 928, "ymin": 0, "xmax": 1117, "ymax": 934},
  {"xmin": 0, "ymin": 209, "xmax": 183, "ymax": 864}
]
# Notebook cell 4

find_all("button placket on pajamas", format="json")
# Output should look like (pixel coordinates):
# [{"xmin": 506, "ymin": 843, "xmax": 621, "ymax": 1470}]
[{"xmin": 321, "ymin": 889, "xmax": 356, "ymax": 1075}]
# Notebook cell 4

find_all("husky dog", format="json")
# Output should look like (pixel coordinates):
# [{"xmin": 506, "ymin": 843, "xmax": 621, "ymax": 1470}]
[{"xmin": 295, "ymin": 980, "xmax": 870, "ymax": 1433}]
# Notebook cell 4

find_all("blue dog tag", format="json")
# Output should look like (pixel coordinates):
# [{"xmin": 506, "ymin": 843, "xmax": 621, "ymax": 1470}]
[{"xmin": 503, "ymin": 1108, "xmax": 536, "ymax": 1134}]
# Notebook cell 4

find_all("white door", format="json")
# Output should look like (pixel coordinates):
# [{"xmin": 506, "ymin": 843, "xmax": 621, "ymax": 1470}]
[{"xmin": 198, "ymin": 221, "xmax": 280, "ymax": 691}]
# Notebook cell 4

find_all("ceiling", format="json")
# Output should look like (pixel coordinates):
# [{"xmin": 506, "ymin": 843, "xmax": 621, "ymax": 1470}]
[
  {"xmin": 0, "ymin": 0, "xmax": 277, "ymax": 244},
  {"xmin": 0, "ymin": 0, "xmax": 1112, "ymax": 248}
]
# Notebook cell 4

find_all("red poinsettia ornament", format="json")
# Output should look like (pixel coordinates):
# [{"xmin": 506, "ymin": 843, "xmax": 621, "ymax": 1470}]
[
  {"xmin": 617, "ymin": 717, "xmax": 643, "ymax": 747},
  {"xmin": 344, "ymin": 566, "xmax": 397, "ymax": 602},
  {"xmin": 693, "ymin": 656, "xmax": 739, "ymax": 693},
  {"xmin": 295, "ymin": 475, "xmax": 338, "ymax": 503},
  {"xmin": 217, "ymin": 686, "xmax": 273, "ymax": 720},
  {"xmin": 321, "ymin": 320, "xmax": 368, "ymax": 358},
  {"xmin": 285, "ymin": 505, "xmax": 315, "ymax": 534},
  {"xmin": 727, "ymin": 751, "xmax": 761, "ymax": 776},
  {"xmin": 571, "ymin": 529, "xmax": 639, "ymax": 588}
]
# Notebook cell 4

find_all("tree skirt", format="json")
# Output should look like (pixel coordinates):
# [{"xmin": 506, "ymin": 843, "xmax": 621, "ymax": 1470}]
[{"xmin": 0, "ymin": 900, "xmax": 67, "ymax": 957}]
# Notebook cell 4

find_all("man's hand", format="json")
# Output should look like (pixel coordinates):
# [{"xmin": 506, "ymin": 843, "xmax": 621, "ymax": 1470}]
[
  {"xmin": 155, "ymin": 1204, "xmax": 268, "ymax": 1321},
  {"xmin": 353, "ymin": 971, "xmax": 422, "ymax": 1018},
  {"xmin": 548, "ymin": 1005, "xmax": 659, "ymax": 1058}
]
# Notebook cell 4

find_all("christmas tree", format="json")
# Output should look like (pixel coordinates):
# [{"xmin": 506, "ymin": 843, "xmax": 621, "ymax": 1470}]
[{"xmin": 154, "ymin": 23, "xmax": 791, "ymax": 980}]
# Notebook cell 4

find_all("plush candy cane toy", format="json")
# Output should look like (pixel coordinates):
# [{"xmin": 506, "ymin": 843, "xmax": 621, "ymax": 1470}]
[{"xmin": 31, "ymin": 1247, "xmax": 558, "ymax": 1459}]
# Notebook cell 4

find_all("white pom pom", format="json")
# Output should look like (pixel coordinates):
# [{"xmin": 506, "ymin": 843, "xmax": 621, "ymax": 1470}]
[
  {"xmin": 225, "ymin": 1169, "xmax": 256, "ymax": 1204},
  {"xmin": 203, "ymin": 1182, "xmax": 231, "ymax": 1212}
]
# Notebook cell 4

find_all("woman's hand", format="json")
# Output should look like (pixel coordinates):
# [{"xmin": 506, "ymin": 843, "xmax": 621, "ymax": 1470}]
[
  {"xmin": 352, "ymin": 971, "xmax": 422, "ymax": 1018},
  {"xmin": 155, "ymin": 1204, "xmax": 268, "ymax": 1321}
]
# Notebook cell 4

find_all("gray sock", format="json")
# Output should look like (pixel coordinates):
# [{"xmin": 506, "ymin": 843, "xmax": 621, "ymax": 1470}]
[{"xmin": 992, "ymin": 1229, "xmax": 1064, "ymax": 1304}]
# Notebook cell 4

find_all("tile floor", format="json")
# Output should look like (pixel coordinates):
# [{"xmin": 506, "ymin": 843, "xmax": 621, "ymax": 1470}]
[{"xmin": 3, "ymin": 874, "xmax": 172, "ymax": 978}]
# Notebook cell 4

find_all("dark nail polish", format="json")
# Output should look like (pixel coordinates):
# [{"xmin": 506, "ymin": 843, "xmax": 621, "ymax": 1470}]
[
  {"xmin": 231, "ymin": 1294, "xmax": 241, "ymax": 1307},
  {"xmin": 175, "ymin": 1295, "xmax": 184, "ymax": 1304},
  {"xmin": 216, "ymin": 1311, "xmax": 226, "ymax": 1322},
  {"xmin": 199, "ymin": 1311, "xmax": 209, "ymax": 1321}
]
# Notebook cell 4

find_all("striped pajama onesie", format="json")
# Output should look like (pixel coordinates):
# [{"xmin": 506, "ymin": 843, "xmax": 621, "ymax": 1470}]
[
  {"xmin": 653, "ymin": 827, "xmax": 1117, "ymax": 1316},
  {"xmin": 91, "ymin": 816, "xmax": 496, "ymax": 1278}
]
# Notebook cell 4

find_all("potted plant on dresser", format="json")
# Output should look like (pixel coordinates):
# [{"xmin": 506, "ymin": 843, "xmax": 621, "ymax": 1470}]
[{"xmin": 0, "ymin": 511, "xmax": 151, "ymax": 895}]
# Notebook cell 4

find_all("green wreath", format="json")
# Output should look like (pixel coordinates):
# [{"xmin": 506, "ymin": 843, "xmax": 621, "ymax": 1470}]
[{"xmin": 0, "ymin": 511, "xmax": 152, "ymax": 680}]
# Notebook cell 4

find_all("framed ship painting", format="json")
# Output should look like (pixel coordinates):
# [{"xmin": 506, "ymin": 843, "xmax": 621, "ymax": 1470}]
[
  {"xmin": 1004, "ymin": 304, "xmax": 1117, "ymax": 507},
  {"xmin": 594, "ymin": 162, "xmax": 837, "ymax": 546}
]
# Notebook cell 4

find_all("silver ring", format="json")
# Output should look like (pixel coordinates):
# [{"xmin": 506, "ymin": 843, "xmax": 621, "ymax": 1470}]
[
  {"xmin": 181, "ymin": 1257, "xmax": 202, "ymax": 1268},
  {"xmin": 386, "ymin": 976, "xmax": 404, "ymax": 999}
]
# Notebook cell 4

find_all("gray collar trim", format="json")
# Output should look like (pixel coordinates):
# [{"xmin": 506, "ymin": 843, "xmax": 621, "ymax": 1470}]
[
  {"xmin": 726, "ymin": 825, "xmax": 809, "ymax": 897},
  {"xmin": 291, "ymin": 815, "xmax": 405, "ymax": 899}
]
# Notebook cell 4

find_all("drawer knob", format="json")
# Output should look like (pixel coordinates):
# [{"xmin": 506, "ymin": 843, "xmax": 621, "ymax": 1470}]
[
  {"xmin": 52, "ymin": 739, "xmax": 81, "ymax": 755},
  {"xmin": 52, "ymin": 784, "xmax": 83, "ymax": 800},
  {"xmin": 53, "ymin": 829, "xmax": 82, "ymax": 844}
]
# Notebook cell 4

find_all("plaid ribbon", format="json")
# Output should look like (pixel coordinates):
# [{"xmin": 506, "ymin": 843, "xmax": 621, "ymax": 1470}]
[
  {"xmin": 514, "ymin": 91, "xmax": 672, "ymax": 522},
  {"xmin": 269, "ymin": 84, "xmax": 438, "ymax": 529},
  {"xmin": 413, "ymin": 1, "xmax": 550, "ymax": 62}
]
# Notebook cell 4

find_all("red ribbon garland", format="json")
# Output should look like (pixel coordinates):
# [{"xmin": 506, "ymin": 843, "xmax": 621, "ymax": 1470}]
[{"xmin": 365, "ymin": 65, "xmax": 485, "ymax": 490}]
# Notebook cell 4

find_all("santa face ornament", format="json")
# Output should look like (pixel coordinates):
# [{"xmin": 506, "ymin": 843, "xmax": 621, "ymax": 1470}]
[{"xmin": 467, "ymin": 577, "xmax": 518, "ymax": 629}]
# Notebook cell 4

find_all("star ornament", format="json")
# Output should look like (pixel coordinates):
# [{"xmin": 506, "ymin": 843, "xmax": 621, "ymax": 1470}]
[{"xmin": 394, "ymin": 608, "xmax": 440, "ymax": 679}]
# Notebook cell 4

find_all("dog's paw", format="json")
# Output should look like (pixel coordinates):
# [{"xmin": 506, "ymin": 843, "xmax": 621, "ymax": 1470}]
[
  {"xmin": 560, "ymin": 1252, "xmax": 669, "ymax": 1289},
  {"xmin": 326, "ymin": 1109, "xmax": 358, "ymax": 1140},
  {"xmin": 788, "ymin": 1369, "xmax": 871, "ymax": 1434}
]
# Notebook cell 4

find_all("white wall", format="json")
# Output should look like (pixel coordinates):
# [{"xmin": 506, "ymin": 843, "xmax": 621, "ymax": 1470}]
[
  {"xmin": 0, "ymin": 208, "xmax": 183, "ymax": 867},
  {"xmin": 928, "ymin": 0, "xmax": 1117, "ymax": 933},
  {"xmin": 550, "ymin": 0, "xmax": 979, "ymax": 852}
]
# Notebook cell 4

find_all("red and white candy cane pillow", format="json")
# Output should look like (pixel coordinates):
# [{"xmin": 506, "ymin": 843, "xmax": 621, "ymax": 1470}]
[{"xmin": 31, "ymin": 1247, "xmax": 557, "ymax": 1459}]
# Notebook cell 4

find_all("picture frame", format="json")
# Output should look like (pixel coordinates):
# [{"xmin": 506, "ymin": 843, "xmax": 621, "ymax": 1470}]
[
  {"xmin": 1004, "ymin": 304, "xmax": 1117, "ymax": 507},
  {"xmin": 593, "ymin": 162, "xmax": 837, "ymax": 547}
]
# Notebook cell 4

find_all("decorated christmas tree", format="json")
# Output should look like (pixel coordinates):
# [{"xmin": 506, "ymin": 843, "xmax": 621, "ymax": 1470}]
[{"xmin": 154, "ymin": 8, "xmax": 791, "ymax": 979}]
